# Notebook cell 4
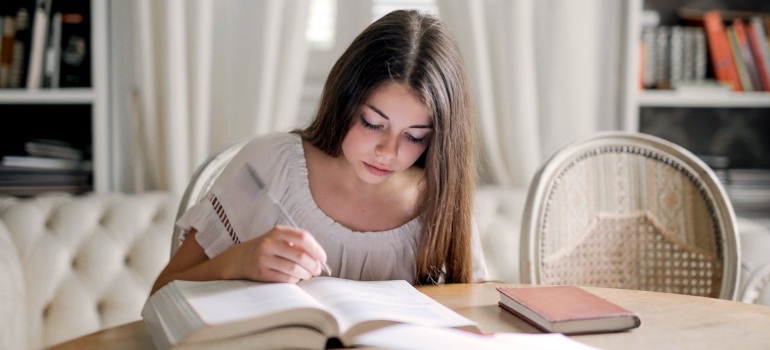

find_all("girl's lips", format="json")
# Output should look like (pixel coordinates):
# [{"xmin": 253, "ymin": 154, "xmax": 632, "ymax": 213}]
[{"xmin": 364, "ymin": 162, "xmax": 393, "ymax": 176}]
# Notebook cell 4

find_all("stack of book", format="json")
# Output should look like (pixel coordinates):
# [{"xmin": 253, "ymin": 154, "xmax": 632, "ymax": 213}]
[
  {"xmin": 724, "ymin": 169, "xmax": 770, "ymax": 210},
  {"xmin": 0, "ymin": 138, "xmax": 92, "ymax": 196}
]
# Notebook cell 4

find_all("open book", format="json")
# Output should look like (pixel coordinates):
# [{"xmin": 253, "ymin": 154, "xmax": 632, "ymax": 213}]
[{"xmin": 142, "ymin": 277, "xmax": 480, "ymax": 350}]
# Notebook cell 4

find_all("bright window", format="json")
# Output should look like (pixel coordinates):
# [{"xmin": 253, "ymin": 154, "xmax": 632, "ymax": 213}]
[
  {"xmin": 306, "ymin": 0, "xmax": 439, "ymax": 50},
  {"xmin": 306, "ymin": 0, "xmax": 337, "ymax": 50}
]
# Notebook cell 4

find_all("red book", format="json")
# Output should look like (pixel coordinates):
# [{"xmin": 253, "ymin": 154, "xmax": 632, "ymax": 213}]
[
  {"xmin": 733, "ymin": 19, "xmax": 763, "ymax": 91},
  {"xmin": 703, "ymin": 11, "xmax": 742, "ymax": 91},
  {"xmin": 496, "ymin": 285, "xmax": 641, "ymax": 335},
  {"xmin": 746, "ymin": 18, "xmax": 770, "ymax": 91}
]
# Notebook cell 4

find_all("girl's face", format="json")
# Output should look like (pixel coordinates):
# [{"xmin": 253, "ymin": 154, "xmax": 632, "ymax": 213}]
[{"xmin": 340, "ymin": 81, "xmax": 432, "ymax": 184}]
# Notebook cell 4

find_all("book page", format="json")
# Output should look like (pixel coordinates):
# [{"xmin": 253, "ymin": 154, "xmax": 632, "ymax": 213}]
[
  {"xmin": 298, "ymin": 278, "xmax": 477, "ymax": 337},
  {"xmin": 352, "ymin": 324, "xmax": 602, "ymax": 350},
  {"xmin": 178, "ymin": 280, "xmax": 325, "ymax": 325}
]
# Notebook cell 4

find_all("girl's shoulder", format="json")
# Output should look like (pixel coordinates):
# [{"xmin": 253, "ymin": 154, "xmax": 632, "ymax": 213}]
[
  {"xmin": 240, "ymin": 132, "xmax": 300, "ymax": 152},
  {"xmin": 214, "ymin": 132, "xmax": 305, "ymax": 189},
  {"xmin": 234, "ymin": 132, "xmax": 302, "ymax": 164}
]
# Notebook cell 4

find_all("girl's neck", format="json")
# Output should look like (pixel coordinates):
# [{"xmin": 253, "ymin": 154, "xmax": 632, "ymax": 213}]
[{"xmin": 303, "ymin": 140, "xmax": 423, "ymax": 232}]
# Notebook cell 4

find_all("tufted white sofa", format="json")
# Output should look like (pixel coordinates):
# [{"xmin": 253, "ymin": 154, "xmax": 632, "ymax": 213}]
[
  {"xmin": 1, "ymin": 187, "xmax": 770, "ymax": 349},
  {"xmin": 0, "ymin": 192, "xmax": 179, "ymax": 350}
]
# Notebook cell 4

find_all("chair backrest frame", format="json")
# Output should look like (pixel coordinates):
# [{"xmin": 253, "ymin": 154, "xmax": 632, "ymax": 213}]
[
  {"xmin": 520, "ymin": 131, "xmax": 740, "ymax": 300},
  {"xmin": 170, "ymin": 137, "xmax": 254, "ymax": 257}
]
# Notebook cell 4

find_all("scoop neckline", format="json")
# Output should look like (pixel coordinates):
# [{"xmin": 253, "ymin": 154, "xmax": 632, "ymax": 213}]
[{"xmin": 291, "ymin": 134, "xmax": 421, "ymax": 235}]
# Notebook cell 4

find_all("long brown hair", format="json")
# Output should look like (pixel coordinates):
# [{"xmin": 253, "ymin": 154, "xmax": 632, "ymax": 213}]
[{"xmin": 296, "ymin": 10, "xmax": 477, "ymax": 284}]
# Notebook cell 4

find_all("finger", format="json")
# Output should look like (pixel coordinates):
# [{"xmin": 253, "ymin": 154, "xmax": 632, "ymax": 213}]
[
  {"xmin": 277, "ymin": 243, "xmax": 323, "ymax": 277},
  {"xmin": 261, "ymin": 233, "xmax": 323, "ymax": 276},
  {"xmin": 274, "ymin": 225, "xmax": 328, "ymax": 265},
  {"xmin": 265, "ymin": 254, "xmax": 315, "ymax": 281},
  {"xmin": 254, "ymin": 262, "xmax": 303, "ymax": 283}
]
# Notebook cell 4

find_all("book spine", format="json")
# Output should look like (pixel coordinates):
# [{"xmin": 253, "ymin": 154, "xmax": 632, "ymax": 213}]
[
  {"xmin": 748, "ymin": 16, "xmax": 770, "ymax": 91},
  {"xmin": 670, "ymin": 26, "xmax": 685, "ymax": 86},
  {"xmin": 693, "ymin": 27, "xmax": 707, "ymax": 81},
  {"xmin": 727, "ymin": 26, "xmax": 752, "ymax": 91},
  {"xmin": 43, "ymin": 12, "xmax": 61, "ymax": 88},
  {"xmin": 703, "ymin": 11, "xmax": 742, "ymax": 91},
  {"xmin": 9, "ymin": 7, "xmax": 30, "ymax": 88},
  {"xmin": 642, "ymin": 26, "xmax": 656, "ymax": 89},
  {"xmin": 654, "ymin": 26, "xmax": 670, "ymax": 89},
  {"xmin": 26, "ymin": 2, "xmax": 50, "ymax": 90},
  {"xmin": 732, "ymin": 19, "xmax": 763, "ymax": 91},
  {"xmin": 0, "ymin": 15, "xmax": 15, "ymax": 88},
  {"xmin": 59, "ymin": 10, "xmax": 91, "ymax": 88},
  {"xmin": 681, "ymin": 27, "xmax": 695, "ymax": 81}
]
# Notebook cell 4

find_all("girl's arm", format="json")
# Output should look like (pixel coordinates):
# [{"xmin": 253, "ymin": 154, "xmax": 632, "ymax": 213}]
[{"xmin": 150, "ymin": 226, "xmax": 328, "ymax": 295}]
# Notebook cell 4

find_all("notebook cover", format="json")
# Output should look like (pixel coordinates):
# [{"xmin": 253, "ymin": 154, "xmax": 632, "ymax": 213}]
[{"xmin": 496, "ymin": 285, "xmax": 641, "ymax": 334}]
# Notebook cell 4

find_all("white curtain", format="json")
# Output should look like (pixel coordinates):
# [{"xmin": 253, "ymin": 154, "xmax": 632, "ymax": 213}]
[
  {"xmin": 122, "ymin": 0, "xmax": 310, "ymax": 194},
  {"xmin": 437, "ymin": 0, "xmax": 623, "ymax": 188},
  {"xmin": 114, "ymin": 0, "xmax": 623, "ymax": 193}
]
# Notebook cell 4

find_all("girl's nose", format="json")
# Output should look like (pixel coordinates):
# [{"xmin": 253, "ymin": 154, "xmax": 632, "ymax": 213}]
[{"xmin": 376, "ymin": 134, "xmax": 398, "ymax": 159}]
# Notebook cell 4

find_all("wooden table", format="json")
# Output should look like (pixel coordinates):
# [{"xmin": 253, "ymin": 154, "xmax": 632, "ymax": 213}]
[{"xmin": 48, "ymin": 283, "xmax": 770, "ymax": 350}]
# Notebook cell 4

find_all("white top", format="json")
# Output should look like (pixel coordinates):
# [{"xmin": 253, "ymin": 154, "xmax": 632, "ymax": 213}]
[{"xmin": 177, "ymin": 132, "xmax": 488, "ymax": 283}]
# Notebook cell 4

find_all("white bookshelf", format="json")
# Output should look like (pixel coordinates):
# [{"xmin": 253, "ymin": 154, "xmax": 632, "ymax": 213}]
[
  {"xmin": 621, "ymin": 0, "xmax": 770, "ymax": 131},
  {"xmin": 0, "ymin": 0, "xmax": 110, "ymax": 193}
]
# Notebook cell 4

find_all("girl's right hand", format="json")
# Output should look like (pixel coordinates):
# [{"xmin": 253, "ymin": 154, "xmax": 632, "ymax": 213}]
[{"xmin": 224, "ymin": 225, "xmax": 328, "ymax": 283}]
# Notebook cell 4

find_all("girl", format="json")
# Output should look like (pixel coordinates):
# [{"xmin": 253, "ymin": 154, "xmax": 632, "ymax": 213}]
[{"xmin": 151, "ymin": 9, "xmax": 487, "ymax": 295}]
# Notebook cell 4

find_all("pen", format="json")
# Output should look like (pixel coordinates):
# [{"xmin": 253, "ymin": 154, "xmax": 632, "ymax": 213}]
[{"xmin": 247, "ymin": 164, "xmax": 333, "ymax": 276}]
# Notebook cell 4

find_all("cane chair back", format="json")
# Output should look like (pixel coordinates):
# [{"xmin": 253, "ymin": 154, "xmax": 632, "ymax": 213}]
[{"xmin": 520, "ymin": 131, "xmax": 740, "ymax": 299}]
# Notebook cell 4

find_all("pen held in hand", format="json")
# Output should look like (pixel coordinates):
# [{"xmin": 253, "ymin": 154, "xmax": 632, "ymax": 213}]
[{"xmin": 247, "ymin": 165, "xmax": 333, "ymax": 276}]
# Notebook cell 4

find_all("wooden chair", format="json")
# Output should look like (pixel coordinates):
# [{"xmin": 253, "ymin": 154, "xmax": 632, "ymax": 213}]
[
  {"xmin": 170, "ymin": 137, "xmax": 253, "ymax": 256},
  {"xmin": 520, "ymin": 131, "xmax": 740, "ymax": 300}
]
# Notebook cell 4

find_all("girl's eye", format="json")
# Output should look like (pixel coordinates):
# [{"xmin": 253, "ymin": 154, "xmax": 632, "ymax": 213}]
[
  {"xmin": 406, "ymin": 134, "xmax": 426, "ymax": 144},
  {"xmin": 359, "ymin": 116, "xmax": 381, "ymax": 130}
]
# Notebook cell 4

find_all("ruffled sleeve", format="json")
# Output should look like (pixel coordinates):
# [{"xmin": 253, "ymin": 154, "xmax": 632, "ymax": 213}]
[{"xmin": 175, "ymin": 133, "xmax": 298, "ymax": 258}]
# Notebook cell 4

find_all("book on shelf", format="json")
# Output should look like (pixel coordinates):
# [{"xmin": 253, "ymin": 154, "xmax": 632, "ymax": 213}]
[
  {"xmin": 727, "ymin": 25, "xmax": 753, "ymax": 92},
  {"xmin": 643, "ymin": 24, "xmax": 708, "ymax": 90},
  {"xmin": 726, "ymin": 168, "xmax": 770, "ymax": 185},
  {"xmin": 0, "ymin": 165, "xmax": 91, "ymax": 187},
  {"xmin": 653, "ymin": 26, "xmax": 671, "ymax": 89},
  {"xmin": 732, "ymin": 18, "xmax": 764, "ymax": 91},
  {"xmin": 496, "ymin": 285, "xmax": 641, "ymax": 335},
  {"xmin": 57, "ymin": 1, "xmax": 90, "ymax": 88},
  {"xmin": 703, "ymin": 10, "xmax": 742, "ymax": 92},
  {"xmin": 24, "ymin": 139, "xmax": 84, "ymax": 160},
  {"xmin": 641, "ymin": 26, "xmax": 656, "ymax": 89},
  {"xmin": 26, "ymin": 0, "xmax": 52, "ymax": 89},
  {"xmin": 747, "ymin": 16, "xmax": 770, "ymax": 91},
  {"xmin": 9, "ymin": 6, "xmax": 31, "ymax": 89},
  {"xmin": 1, "ymin": 155, "xmax": 92, "ymax": 171},
  {"xmin": 42, "ymin": 11, "xmax": 61, "ymax": 88},
  {"xmin": 142, "ymin": 277, "xmax": 481, "ymax": 350},
  {"xmin": 0, "ymin": 14, "xmax": 15, "ymax": 88}
]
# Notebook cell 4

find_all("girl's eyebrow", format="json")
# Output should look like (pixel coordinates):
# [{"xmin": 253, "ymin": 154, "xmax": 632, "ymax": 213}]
[{"xmin": 365, "ymin": 103, "xmax": 433, "ymax": 129}]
